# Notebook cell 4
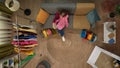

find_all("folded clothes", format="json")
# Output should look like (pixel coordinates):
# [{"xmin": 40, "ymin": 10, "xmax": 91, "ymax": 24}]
[
  {"xmin": 13, "ymin": 26, "xmax": 37, "ymax": 34},
  {"xmin": 12, "ymin": 40, "xmax": 38, "ymax": 45},
  {"xmin": 14, "ymin": 48, "xmax": 34, "ymax": 55},
  {"xmin": 13, "ymin": 38, "xmax": 37, "ymax": 41},
  {"xmin": 14, "ymin": 31, "xmax": 37, "ymax": 35},
  {"xmin": 14, "ymin": 44, "xmax": 38, "ymax": 47},
  {"xmin": 14, "ymin": 34, "xmax": 37, "ymax": 39}
]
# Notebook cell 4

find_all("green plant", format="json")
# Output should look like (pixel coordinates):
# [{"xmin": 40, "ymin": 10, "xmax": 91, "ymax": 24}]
[{"xmin": 116, "ymin": 4, "xmax": 120, "ymax": 15}]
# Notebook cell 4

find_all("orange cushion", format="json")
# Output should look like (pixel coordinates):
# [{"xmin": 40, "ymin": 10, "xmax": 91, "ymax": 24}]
[{"xmin": 36, "ymin": 9, "xmax": 49, "ymax": 24}]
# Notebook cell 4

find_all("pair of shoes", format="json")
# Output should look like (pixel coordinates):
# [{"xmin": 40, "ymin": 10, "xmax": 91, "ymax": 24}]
[{"xmin": 62, "ymin": 36, "xmax": 65, "ymax": 42}]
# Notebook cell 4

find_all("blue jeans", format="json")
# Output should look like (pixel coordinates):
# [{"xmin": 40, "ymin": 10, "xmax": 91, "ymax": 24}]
[{"xmin": 57, "ymin": 29, "xmax": 64, "ymax": 36}]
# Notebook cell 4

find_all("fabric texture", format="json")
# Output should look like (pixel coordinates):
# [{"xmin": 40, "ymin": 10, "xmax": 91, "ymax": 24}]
[
  {"xmin": 56, "ymin": 15, "xmax": 69, "ymax": 30},
  {"xmin": 53, "ymin": 12, "xmax": 69, "ymax": 30},
  {"xmin": 12, "ymin": 40, "xmax": 38, "ymax": 45},
  {"xmin": 75, "ymin": 3, "xmax": 95, "ymax": 15},
  {"xmin": 57, "ymin": 29, "xmax": 64, "ymax": 36},
  {"xmin": 14, "ymin": 35, "xmax": 37, "ymax": 39},
  {"xmin": 87, "ymin": 9, "xmax": 100, "ymax": 28},
  {"xmin": 36, "ymin": 8, "xmax": 49, "ymax": 24},
  {"xmin": 73, "ymin": 16, "xmax": 90, "ymax": 29},
  {"xmin": 42, "ymin": 15, "xmax": 73, "ymax": 29},
  {"xmin": 40, "ymin": 3, "xmax": 76, "ymax": 14}
]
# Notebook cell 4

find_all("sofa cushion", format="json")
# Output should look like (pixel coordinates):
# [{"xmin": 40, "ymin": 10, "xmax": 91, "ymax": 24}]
[
  {"xmin": 40, "ymin": 3, "xmax": 76, "ymax": 14},
  {"xmin": 75, "ymin": 3, "xmax": 95, "ymax": 15},
  {"xmin": 87, "ymin": 9, "xmax": 100, "ymax": 28},
  {"xmin": 73, "ymin": 16, "xmax": 90, "ymax": 29},
  {"xmin": 36, "ymin": 8, "xmax": 49, "ymax": 24}
]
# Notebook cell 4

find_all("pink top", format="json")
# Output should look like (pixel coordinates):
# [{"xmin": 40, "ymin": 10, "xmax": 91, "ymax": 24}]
[{"xmin": 53, "ymin": 12, "xmax": 69, "ymax": 30}]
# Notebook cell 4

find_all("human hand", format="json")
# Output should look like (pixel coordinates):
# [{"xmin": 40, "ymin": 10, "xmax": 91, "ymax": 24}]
[{"xmin": 53, "ymin": 23, "xmax": 57, "ymax": 29}]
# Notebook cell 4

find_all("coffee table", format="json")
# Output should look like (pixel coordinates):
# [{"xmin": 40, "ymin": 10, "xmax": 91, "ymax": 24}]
[{"xmin": 103, "ymin": 21, "xmax": 116, "ymax": 44}]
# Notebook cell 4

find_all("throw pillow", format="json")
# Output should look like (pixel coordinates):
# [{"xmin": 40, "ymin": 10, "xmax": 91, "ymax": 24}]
[
  {"xmin": 36, "ymin": 8, "xmax": 49, "ymax": 24},
  {"xmin": 87, "ymin": 9, "xmax": 100, "ymax": 28},
  {"xmin": 108, "ymin": 38, "xmax": 115, "ymax": 44}
]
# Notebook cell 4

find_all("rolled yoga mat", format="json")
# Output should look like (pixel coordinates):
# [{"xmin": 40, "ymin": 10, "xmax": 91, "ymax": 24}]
[
  {"xmin": 0, "ymin": 16, "xmax": 11, "ymax": 21},
  {"xmin": 0, "ymin": 44, "xmax": 14, "ymax": 59},
  {"xmin": 0, "ymin": 30, "xmax": 12, "ymax": 34},
  {"xmin": 0, "ymin": 33, "xmax": 13, "ymax": 42},
  {"xmin": 0, "ymin": 20, "xmax": 13, "ymax": 29},
  {"xmin": 0, "ymin": 44, "xmax": 13, "ymax": 48},
  {"xmin": 0, "ymin": 49, "xmax": 14, "ymax": 59},
  {"xmin": 0, "ymin": 41, "xmax": 12, "ymax": 45},
  {"xmin": 0, "ymin": 11, "xmax": 12, "ymax": 17},
  {"xmin": 0, "ymin": 34, "xmax": 12, "ymax": 38},
  {"xmin": 0, "ymin": 45, "xmax": 14, "ymax": 53}
]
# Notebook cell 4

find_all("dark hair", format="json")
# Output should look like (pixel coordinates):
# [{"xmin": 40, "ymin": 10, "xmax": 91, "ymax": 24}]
[{"xmin": 59, "ymin": 9, "xmax": 69, "ymax": 17}]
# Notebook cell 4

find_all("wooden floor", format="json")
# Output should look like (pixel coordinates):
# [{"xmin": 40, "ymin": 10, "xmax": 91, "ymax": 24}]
[
  {"xmin": 23, "ymin": 29, "xmax": 94, "ymax": 68},
  {"xmin": 15, "ymin": 0, "xmax": 120, "ymax": 68},
  {"xmin": 94, "ymin": 0, "xmax": 120, "ymax": 56},
  {"xmin": 95, "ymin": 52, "xmax": 113, "ymax": 68}
]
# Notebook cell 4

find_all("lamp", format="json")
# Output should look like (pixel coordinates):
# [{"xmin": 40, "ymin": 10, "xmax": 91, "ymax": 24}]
[{"xmin": 5, "ymin": 0, "xmax": 20, "ymax": 12}]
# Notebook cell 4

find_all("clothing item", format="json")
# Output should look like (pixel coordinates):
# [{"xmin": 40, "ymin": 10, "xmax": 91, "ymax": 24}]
[
  {"xmin": 13, "ymin": 26, "xmax": 37, "ymax": 34},
  {"xmin": 12, "ymin": 40, "xmax": 38, "ymax": 45},
  {"xmin": 14, "ymin": 44, "xmax": 38, "ymax": 47},
  {"xmin": 57, "ymin": 29, "xmax": 64, "ymax": 36},
  {"xmin": 14, "ymin": 48, "xmax": 34, "ymax": 55},
  {"xmin": 14, "ymin": 34, "xmax": 37, "ymax": 39},
  {"xmin": 53, "ymin": 12, "xmax": 60, "ymax": 23},
  {"xmin": 13, "ymin": 38, "xmax": 37, "ymax": 41},
  {"xmin": 53, "ymin": 12, "xmax": 69, "ymax": 30},
  {"xmin": 15, "ymin": 31, "xmax": 37, "ymax": 35}
]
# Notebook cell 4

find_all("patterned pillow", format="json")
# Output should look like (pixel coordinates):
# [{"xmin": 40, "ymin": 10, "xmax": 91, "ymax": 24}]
[
  {"xmin": 36, "ymin": 8, "xmax": 49, "ymax": 24},
  {"xmin": 87, "ymin": 9, "xmax": 100, "ymax": 28}
]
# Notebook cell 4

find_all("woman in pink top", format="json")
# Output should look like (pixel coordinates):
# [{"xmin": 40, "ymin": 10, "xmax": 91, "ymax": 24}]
[{"xmin": 53, "ymin": 9, "xmax": 69, "ymax": 42}]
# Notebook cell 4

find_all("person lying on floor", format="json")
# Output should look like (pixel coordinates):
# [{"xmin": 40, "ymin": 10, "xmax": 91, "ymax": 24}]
[{"xmin": 52, "ymin": 9, "xmax": 69, "ymax": 42}]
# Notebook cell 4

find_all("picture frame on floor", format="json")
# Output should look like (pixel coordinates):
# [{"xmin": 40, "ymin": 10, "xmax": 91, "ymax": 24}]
[{"xmin": 87, "ymin": 46, "xmax": 120, "ymax": 68}]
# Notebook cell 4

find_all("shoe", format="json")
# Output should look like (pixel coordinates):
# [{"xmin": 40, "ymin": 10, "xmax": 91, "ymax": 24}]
[{"xmin": 62, "ymin": 36, "xmax": 65, "ymax": 42}]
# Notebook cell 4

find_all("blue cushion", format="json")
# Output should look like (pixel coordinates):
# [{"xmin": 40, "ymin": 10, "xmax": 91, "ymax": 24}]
[
  {"xmin": 108, "ymin": 38, "xmax": 115, "ymax": 44},
  {"xmin": 87, "ymin": 9, "xmax": 100, "ymax": 28}
]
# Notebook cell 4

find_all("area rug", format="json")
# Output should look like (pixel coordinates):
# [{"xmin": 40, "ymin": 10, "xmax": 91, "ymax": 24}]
[{"xmin": 47, "ymin": 29, "xmax": 95, "ymax": 68}]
